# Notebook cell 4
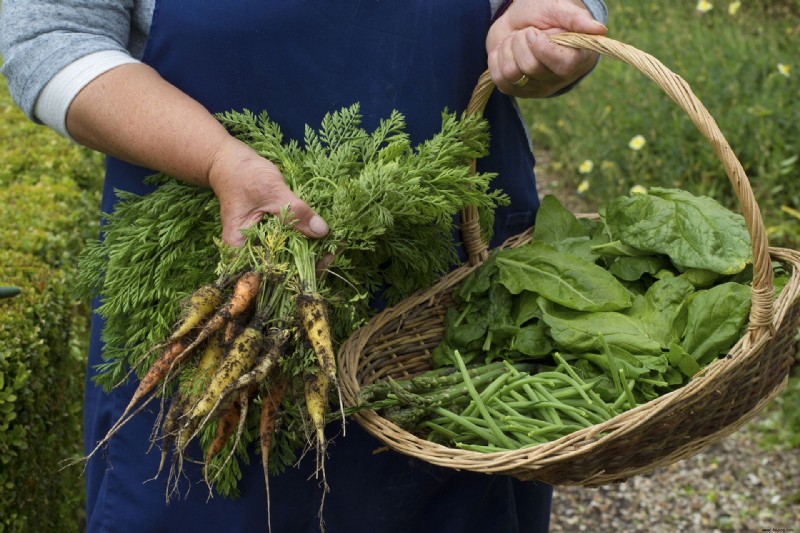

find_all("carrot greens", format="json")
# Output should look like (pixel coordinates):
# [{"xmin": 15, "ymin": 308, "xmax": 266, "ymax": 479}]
[{"xmin": 74, "ymin": 104, "xmax": 507, "ymax": 505}]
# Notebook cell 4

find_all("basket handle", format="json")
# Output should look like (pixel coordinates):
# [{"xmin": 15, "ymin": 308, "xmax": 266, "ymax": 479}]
[{"xmin": 461, "ymin": 33, "xmax": 774, "ymax": 344}]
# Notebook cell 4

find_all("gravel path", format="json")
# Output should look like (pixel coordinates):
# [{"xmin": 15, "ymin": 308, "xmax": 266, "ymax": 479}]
[{"xmin": 548, "ymin": 415, "xmax": 800, "ymax": 533}]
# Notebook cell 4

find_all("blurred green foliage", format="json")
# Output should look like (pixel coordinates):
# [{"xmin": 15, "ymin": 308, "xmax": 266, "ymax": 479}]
[
  {"xmin": 521, "ymin": 0, "xmax": 800, "ymax": 249},
  {"xmin": 0, "ymin": 74, "xmax": 102, "ymax": 532}
]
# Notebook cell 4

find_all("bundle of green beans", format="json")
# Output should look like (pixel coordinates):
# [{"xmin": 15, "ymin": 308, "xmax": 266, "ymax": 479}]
[{"xmin": 356, "ymin": 350, "xmax": 629, "ymax": 452}]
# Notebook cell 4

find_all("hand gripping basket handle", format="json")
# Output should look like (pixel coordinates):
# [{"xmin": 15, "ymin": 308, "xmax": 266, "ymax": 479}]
[{"xmin": 460, "ymin": 33, "xmax": 775, "ymax": 345}]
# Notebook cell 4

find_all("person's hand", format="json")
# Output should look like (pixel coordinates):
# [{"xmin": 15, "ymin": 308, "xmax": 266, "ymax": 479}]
[
  {"xmin": 207, "ymin": 137, "xmax": 329, "ymax": 247},
  {"xmin": 486, "ymin": 0, "xmax": 607, "ymax": 98}
]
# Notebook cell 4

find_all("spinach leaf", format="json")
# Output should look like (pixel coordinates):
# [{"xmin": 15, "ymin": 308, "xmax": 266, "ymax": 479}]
[
  {"xmin": 454, "ymin": 252, "xmax": 499, "ymax": 303},
  {"xmin": 605, "ymin": 187, "xmax": 751, "ymax": 275},
  {"xmin": 539, "ymin": 299, "xmax": 662, "ymax": 355},
  {"xmin": 533, "ymin": 195, "xmax": 590, "ymax": 244},
  {"xmin": 678, "ymin": 268, "xmax": 722, "ymax": 289},
  {"xmin": 592, "ymin": 240, "xmax": 654, "ymax": 257},
  {"xmin": 512, "ymin": 321, "xmax": 552, "ymax": 358},
  {"xmin": 496, "ymin": 242, "xmax": 632, "ymax": 312},
  {"xmin": 681, "ymin": 282, "xmax": 752, "ymax": 365},
  {"xmin": 512, "ymin": 290, "xmax": 542, "ymax": 327},
  {"xmin": 667, "ymin": 342, "xmax": 701, "ymax": 378},
  {"xmin": 631, "ymin": 276, "xmax": 696, "ymax": 348},
  {"xmin": 608, "ymin": 255, "xmax": 672, "ymax": 282}
]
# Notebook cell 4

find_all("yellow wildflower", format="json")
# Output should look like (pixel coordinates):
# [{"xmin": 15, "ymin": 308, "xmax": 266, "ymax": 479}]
[
  {"xmin": 628, "ymin": 135, "xmax": 646, "ymax": 151},
  {"xmin": 578, "ymin": 160, "xmax": 594, "ymax": 174},
  {"xmin": 630, "ymin": 185, "xmax": 648, "ymax": 195},
  {"xmin": 577, "ymin": 179, "xmax": 590, "ymax": 194},
  {"xmin": 696, "ymin": 1, "xmax": 713, "ymax": 13},
  {"xmin": 728, "ymin": 1, "xmax": 741, "ymax": 15},
  {"xmin": 782, "ymin": 205, "xmax": 800, "ymax": 221},
  {"xmin": 777, "ymin": 63, "xmax": 791, "ymax": 77}
]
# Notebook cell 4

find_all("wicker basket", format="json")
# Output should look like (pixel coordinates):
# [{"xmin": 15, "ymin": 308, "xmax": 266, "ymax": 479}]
[{"xmin": 337, "ymin": 33, "xmax": 800, "ymax": 486}]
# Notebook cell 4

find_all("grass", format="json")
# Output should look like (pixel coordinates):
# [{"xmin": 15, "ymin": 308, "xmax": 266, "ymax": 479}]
[{"xmin": 519, "ymin": 0, "xmax": 800, "ymax": 249}]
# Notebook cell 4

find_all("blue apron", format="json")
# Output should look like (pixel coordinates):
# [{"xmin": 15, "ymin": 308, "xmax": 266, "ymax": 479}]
[{"xmin": 84, "ymin": 2, "xmax": 549, "ymax": 531}]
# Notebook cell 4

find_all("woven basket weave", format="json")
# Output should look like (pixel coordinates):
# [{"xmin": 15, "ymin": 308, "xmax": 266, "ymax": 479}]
[{"xmin": 338, "ymin": 34, "xmax": 800, "ymax": 486}]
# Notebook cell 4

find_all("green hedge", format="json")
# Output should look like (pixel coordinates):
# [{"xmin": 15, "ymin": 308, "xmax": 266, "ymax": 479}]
[
  {"xmin": 0, "ymin": 75, "xmax": 102, "ymax": 531},
  {"xmin": 0, "ymin": 250, "xmax": 87, "ymax": 533}
]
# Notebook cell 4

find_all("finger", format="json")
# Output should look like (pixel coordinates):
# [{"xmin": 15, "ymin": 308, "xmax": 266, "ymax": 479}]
[
  {"xmin": 486, "ymin": 13, "xmax": 513, "ymax": 52},
  {"xmin": 488, "ymin": 33, "xmax": 527, "ymax": 94},
  {"xmin": 315, "ymin": 253, "xmax": 334, "ymax": 279},
  {"xmin": 529, "ymin": 29, "xmax": 597, "ymax": 81},
  {"xmin": 512, "ymin": 29, "xmax": 548, "ymax": 81},
  {"xmin": 546, "ymin": 2, "xmax": 607, "ymax": 35}
]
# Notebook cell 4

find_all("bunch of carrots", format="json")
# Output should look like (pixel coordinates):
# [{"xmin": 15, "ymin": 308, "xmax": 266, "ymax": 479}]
[
  {"xmin": 84, "ymin": 216, "xmax": 343, "ymax": 506},
  {"xmin": 74, "ymin": 105, "xmax": 507, "ymax": 523}
]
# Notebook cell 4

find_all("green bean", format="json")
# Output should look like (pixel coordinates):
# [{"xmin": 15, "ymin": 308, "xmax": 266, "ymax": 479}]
[
  {"xmin": 547, "ymin": 354, "xmax": 597, "ymax": 406},
  {"xmin": 558, "ymin": 398, "xmax": 612, "ymax": 425},
  {"xmin": 452, "ymin": 350, "xmax": 516, "ymax": 449},
  {"xmin": 431, "ymin": 407, "xmax": 502, "ymax": 446},
  {"xmin": 619, "ymin": 368, "xmax": 638, "ymax": 409},
  {"xmin": 460, "ymin": 371, "xmax": 513, "ymax": 418},
  {"xmin": 598, "ymin": 335, "xmax": 624, "ymax": 399},
  {"xmin": 512, "ymin": 378, "xmax": 563, "ymax": 426},
  {"xmin": 561, "ymin": 396, "xmax": 614, "ymax": 417},
  {"xmin": 424, "ymin": 421, "xmax": 460, "ymax": 442},
  {"xmin": 455, "ymin": 443, "xmax": 509, "ymax": 453},
  {"xmin": 494, "ymin": 413, "xmax": 560, "ymax": 429},
  {"xmin": 612, "ymin": 388, "xmax": 630, "ymax": 411}
]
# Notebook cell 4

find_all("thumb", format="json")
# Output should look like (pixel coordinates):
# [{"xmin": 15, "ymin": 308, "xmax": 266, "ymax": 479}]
[
  {"xmin": 555, "ymin": 4, "xmax": 607, "ymax": 35},
  {"xmin": 284, "ymin": 197, "xmax": 330, "ymax": 239}
]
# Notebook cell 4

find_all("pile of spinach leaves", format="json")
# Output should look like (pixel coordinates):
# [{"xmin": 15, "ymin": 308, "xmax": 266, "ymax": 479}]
[{"xmin": 432, "ymin": 188, "xmax": 787, "ymax": 406}]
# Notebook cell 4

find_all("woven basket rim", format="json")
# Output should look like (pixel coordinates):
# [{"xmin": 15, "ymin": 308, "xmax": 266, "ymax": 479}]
[
  {"xmin": 340, "ymin": 247, "xmax": 800, "ymax": 482},
  {"xmin": 337, "ymin": 33, "xmax": 800, "ymax": 485}
]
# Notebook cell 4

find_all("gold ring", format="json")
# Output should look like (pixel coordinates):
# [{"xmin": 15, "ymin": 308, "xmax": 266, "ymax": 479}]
[{"xmin": 512, "ymin": 74, "xmax": 529, "ymax": 88}]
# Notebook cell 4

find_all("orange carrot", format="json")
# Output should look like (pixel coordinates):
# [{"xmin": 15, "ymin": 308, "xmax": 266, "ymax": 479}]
[
  {"xmin": 119, "ymin": 337, "xmax": 189, "ymax": 424},
  {"xmin": 176, "ymin": 270, "xmax": 261, "ymax": 363},
  {"xmin": 259, "ymin": 375, "xmax": 288, "ymax": 473},
  {"xmin": 205, "ymin": 402, "xmax": 241, "ymax": 465},
  {"xmin": 205, "ymin": 388, "xmax": 251, "ymax": 489},
  {"xmin": 260, "ymin": 375, "xmax": 288, "ymax": 532}
]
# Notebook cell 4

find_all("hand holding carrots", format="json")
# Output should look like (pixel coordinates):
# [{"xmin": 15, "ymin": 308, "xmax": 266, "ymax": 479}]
[{"xmin": 207, "ymin": 136, "xmax": 329, "ymax": 246}]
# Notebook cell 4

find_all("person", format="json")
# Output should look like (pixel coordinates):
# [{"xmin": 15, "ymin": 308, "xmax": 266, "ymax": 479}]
[{"xmin": 0, "ymin": 1, "xmax": 607, "ymax": 531}]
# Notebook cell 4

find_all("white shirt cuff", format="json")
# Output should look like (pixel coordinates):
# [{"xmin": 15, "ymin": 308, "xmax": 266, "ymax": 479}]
[{"xmin": 33, "ymin": 50, "xmax": 141, "ymax": 142}]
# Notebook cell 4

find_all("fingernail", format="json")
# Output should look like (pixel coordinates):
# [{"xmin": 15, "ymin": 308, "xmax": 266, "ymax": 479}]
[{"xmin": 309, "ymin": 215, "xmax": 329, "ymax": 236}]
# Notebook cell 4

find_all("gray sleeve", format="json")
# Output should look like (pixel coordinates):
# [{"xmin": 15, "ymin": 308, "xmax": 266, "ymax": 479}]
[
  {"xmin": 582, "ymin": 0, "xmax": 608, "ymax": 25},
  {"xmin": 489, "ymin": 0, "xmax": 608, "ymax": 24},
  {"xmin": 0, "ymin": 0, "xmax": 137, "ymax": 119}
]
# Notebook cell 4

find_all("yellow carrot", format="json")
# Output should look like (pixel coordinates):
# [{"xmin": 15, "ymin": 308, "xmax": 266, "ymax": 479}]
[
  {"xmin": 169, "ymin": 284, "xmax": 224, "ymax": 341},
  {"xmin": 185, "ymin": 325, "xmax": 263, "ymax": 440},
  {"xmin": 196, "ymin": 332, "xmax": 224, "ymax": 378},
  {"xmin": 297, "ymin": 293, "xmax": 336, "ymax": 383},
  {"xmin": 175, "ymin": 270, "xmax": 261, "ymax": 362},
  {"xmin": 304, "ymin": 370, "xmax": 330, "ymax": 449}
]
